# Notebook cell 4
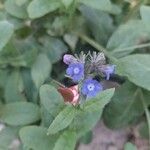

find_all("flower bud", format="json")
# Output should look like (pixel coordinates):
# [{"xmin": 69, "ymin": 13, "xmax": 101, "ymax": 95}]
[
  {"xmin": 63, "ymin": 54, "xmax": 77, "ymax": 65},
  {"xmin": 100, "ymin": 65, "xmax": 115, "ymax": 80}
]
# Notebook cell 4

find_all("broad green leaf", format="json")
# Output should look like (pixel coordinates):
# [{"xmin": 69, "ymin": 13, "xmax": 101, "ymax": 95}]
[
  {"xmin": 0, "ymin": 56, "xmax": 27, "ymax": 68},
  {"xmin": 116, "ymin": 54, "xmax": 150, "ymax": 91},
  {"xmin": 103, "ymin": 82, "xmax": 150, "ymax": 129},
  {"xmin": 0, "ymin": 127, "xmax": 19, "ymax": 150},
  {"xmin": 110, "ymin": 4, "xmax": 122, "ymax": 15},
  {"xmin": 0, "ymin": 69, "xmax": 9, "ymax": 88},
  {"xmin": 15, "ymin": 0, "xmax": 28, "ymax": 6},
  {"xmin": 19, "ymin": 126, "xmax": 58, "ymax": 150},
  {"xmin": 40, "ymin": 36, "xmax": 68, "ymax": 63},
  {"xmin": 0, "ymin": 21, "xmax": 14, "ymax": 51},
  {"xmin": 48, "ymin": 16, "xmax": 68, "ymax": 36},
  {"xmin": 0, "ymin": 37, "xmax": 38, "ymax": 67},
  {"xmin": 69, "ymin": 109, "xmax": 96, "ymax": 137},
  {"xmin": 6, "ymin": 14, "xmax": 25, "ymax": 30},
  {"xmin": 83, "ymin": 88, "xmax": 115, "ymax": 112},
  {"xmin": 53, "ymin": 130, "xmax": 77, "ymax": 150},
  {"xmin": 40, "ymin": 84, "xmax": 65, "ymax": 116},
  {"xmin": 79, "ymin": 0, "xmax": 112, "ymax": 13},
  {"xmin": 0, "ymin": 11, "xmax": 6, "ymax": 20},
  {"xmin": 124, "ymin": 0, "xmax": 132, "ymax": 3},
  {"xmin": 13, "ymin": 37, "xmax": 38, "ymax": 67},
  {"xmin": 61, "ymin": 0, "xmax": 73, "ymax": 8},
  {"xmin": 140, "ymin": 5, "xmax": 150, "ymax": 25},
  {"xmin": 80, "ymin": 5, "xmax": 114, "ymax": 45},
  {"xmin": 124, "ymin": 142, "xmax": 137, "ymax": 150},
  {"xmin": 31, "ymin": 54, "xmax": 51, "ymax": 89},
  {"xmin": 70, "ymin": 88, "xmax": 115, "ymax": 137},
  {"xmin": 41, "ymin": 106, "xmax": 54, "ymax": 128},
  {"xmin": 79, "ymin": 0, "xmax": 121, "ymax": 15},
  {"xmin": 63, "ymin": 33, "xmax": 78, "ymax": 51},
  {"xmin": 139, "ymin": 122, "xmax": 149, "ymax": 139},
  {"xmin": 0, "ymin": 102, "xmax": 40, "ymax": 126},
  {"xmin": 79, "ymin": 131, "xmax": 93, "ymax": 144},
  {"xmin": 4, "ymin": 0, "xmax": 28, "ymax": 19},
  {"xmin": 4, "ymin": 70, "xmax": 26, "ymax": 103},
  {"xmin": 27, "ymin": 0, "xmax": 60, "ymax": 19},
  {"xmin": 47, "ymin": 106, "xmax": 76, "ymax": 135},
  {"xmin": 21, "ymin": 68, "xmax": 38, "ymax": 103},
  {"xmin": 107, "ymin": 20, "xmax": 150, "ymax": 58}
]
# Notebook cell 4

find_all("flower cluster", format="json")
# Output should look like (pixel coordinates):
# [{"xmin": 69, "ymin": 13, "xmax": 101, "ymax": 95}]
[{"xmin": 62, "ymin": 52, "xmax": 115, "ymax": 104}]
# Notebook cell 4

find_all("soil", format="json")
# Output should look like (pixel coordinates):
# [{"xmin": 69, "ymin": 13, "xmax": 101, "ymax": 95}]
[{"xmin": 78, "ymin": 121, "xmax": 149, "ymax": 150}]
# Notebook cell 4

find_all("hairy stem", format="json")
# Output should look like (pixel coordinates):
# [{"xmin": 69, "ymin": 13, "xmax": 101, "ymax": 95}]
[{"xmin": 113, "ymin": 43, "xmax": 150, "ymax": 53}]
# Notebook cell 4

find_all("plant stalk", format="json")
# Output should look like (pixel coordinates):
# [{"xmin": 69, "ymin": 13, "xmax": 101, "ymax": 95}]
[{"xmin": 76, "ymin": 33, "xmax": 118, "ymax": 64}]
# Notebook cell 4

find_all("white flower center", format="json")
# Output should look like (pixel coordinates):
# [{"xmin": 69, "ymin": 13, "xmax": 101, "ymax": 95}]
[
  {"xmin": 73, "ymin": 67, "xmax": 80, "ymax": 74},
  {"xmin": 87, "ymin": 83, "xmax": 95, "ymax": 91}
]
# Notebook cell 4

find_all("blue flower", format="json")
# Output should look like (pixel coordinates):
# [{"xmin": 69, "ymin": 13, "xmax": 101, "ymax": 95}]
[
  {"xmin": 81, "ymin": 78, "xmax": 103, "ymax": 97},
  {"xmin": 100, "ymin": 65, "xmax": 115, "ymax": 80},
  {"xmin": 66, "ymin": 63, "xmax": 84, "ymax": 82}
]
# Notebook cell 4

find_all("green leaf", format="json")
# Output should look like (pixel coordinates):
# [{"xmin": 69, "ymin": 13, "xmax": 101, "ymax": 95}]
[
  {"xmin": 47, "ymin": 106, "xmax": 76, "ymax": 135},
  {"xmin": 63, "ymin": 33, "xmax": 78, "ymax": 51},
  {"xmin": 124, "ymin": 142, "xmax": 137, "ymax": 150},
  {"xmin": 0, "ymin": 127, "xmax": 19, "ymax": 150},
  {"xmin": 41, "ymin": 106, "xmax": 54, "ymax": 128},
  {"xmin": 0, "ymin": 37, "xmax": 38, "ymax": 67},
  {"xmin": 31, "ymin": 54, "xmax": 52, "ymax": 89},
  {"xmin": 0, "ymin": 21, "xmax": 14, "ymax": 51},
  {"xmin": 103, "ymin": 82, "xmax": 150, "ymax": 129},
  {"xmin": 140, "ymin": 5, "xmax": 150, "ymax": 26},
  {"xmin": 0, "ymin": 102, "xmax": 40, "ymax": 126},
  {"xmin": 79, "ymin": 0, "xmax": 112, "ymax": 13},
  {"xmin": 53, "ymin": 130, "xmax": 77, "ymax": 150},
  {"xmin": 139, "ymin": 122, "xmax": 149, "ymax": 139},
  {"xmin": 70, "ymin": 88, "xmax": 115, "ymax": 137},
  {"xmin": 79, "ymin": 5, "xmax": 114, "ymax": 45},
  {"xmin": 40, "ymin": 84, "xmax": 65, "ymax": 116},
  {"xmin": 79, "ymin": 0, "xmax": 121, "ymax": 15},
  {"xmin": 0, "ymin": 69, "xmax": 9, "ymax": 88},
  {"xmin": 48, "ymin": 16, "xmax": 68, "ymax": 36},
  {"xmin": 21, "ymin": 68, "xmax": 38, "ymax": 103},
  {"xmin": 0, "ymin": 11, "xmax": 6, "ymax": 20},
  {"xmin": 19, "ymin": 126, "xmax": 58, "ymax": 150},
  {"xmin": 27, "ymin": 0, "xmax": 60, "ymax": 19},
  {"xmin": 14, "ymin": 37, "xmax": 38, "ymax": 67},
  {"xmin": 15, "ymin": 0, "xmax": 28, "ymax": 6},
  {"xmin": 5, "ymin": 14, "xmax": 25, "ymax": 30},
  {"xmin": 41, "ymin": 36, "xmax": 68, "ymax": 63},
  {"xmin": 79, "ymin": 131, "xmax": 93, "ymax": 144},
  {"xmin": 83, "ymin": 88, "xmax": 115, "ymax": 112},
  {"xmin": 116, "ymin": 54, "xmax": 150, "ymax": 91},
  {"xmin": 107, "ymin": 20, "xmax": 150, "ymax": 58},
  {"xmin": 61, "ymin": 0, "xmax": 73, "ymax": 9},
  {"xmin": 4, "ymin": 0, "xmax": 28, "ymax": 19},
  {"xmin": 4, "ymin": 70, "xmax": 26, "ymax": 103}
]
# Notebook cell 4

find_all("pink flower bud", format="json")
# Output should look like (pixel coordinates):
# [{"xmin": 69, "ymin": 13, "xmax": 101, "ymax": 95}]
[{"xmin": 63, "ymin": 54, "xmax": 77, "ymax": 65}]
